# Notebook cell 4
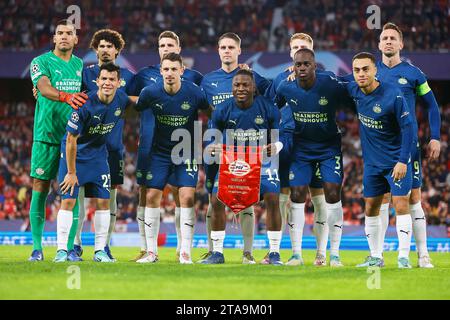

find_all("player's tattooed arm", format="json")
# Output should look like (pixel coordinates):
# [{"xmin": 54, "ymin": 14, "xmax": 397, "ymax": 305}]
[{"xmin": 60, "ymin": 132, "xmax": 79, "ymax": 196}]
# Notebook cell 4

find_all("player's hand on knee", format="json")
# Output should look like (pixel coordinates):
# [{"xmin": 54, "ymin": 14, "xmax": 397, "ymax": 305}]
[
  {"xmin": 427, "ymin": 139, "xmax": 440, "ymax": 160},
  {"xmin": 60, "ymin": 173, "xmax": 79, "ymax": 196},
  {"xmin": 32, "ymin": 87, "xmax": 38, "ymax": 100},
  {"xmin": 392, "ymin": 162, "xmax": 407, "ymax": 181},
  {"xmin": 59, "ymin": 91, "xmax": 88, "ymax": 110}
]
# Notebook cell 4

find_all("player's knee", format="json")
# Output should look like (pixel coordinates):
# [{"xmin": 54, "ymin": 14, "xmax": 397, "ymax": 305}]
[
  {"xmin": 33, "ymin": 178, "xmax": 50, "ymax": 193},
  {"xmin": 138, "ymin": 186, "xmax": 147, "ymax": 206},
  {"xmin": 382, "ymin": 193, "xmax": 391, "ymax": 204},
  {"xmin": 146, "ymin": 189, "xmax": 162, "ymax": 207},
  {"xmin": 309, "ymin": 187, "xmax": 324, "ymax": 197},
  {"xmin": 60, "ymin": 199, "xmax": 76, "ymax": 211},
  {"xmin": 96, "ymin": 198, "xmax": 109, "ymax": 210},
  {"xmin": 264, "ymin": 193, "xmax": 280, "ymax": 208},
  {"xmin": 323, "ymin": 184, "xmax": 341, "ymax": 203},
  {"xmin": 409, "ymin": 188, "xmax": 421, "ymax": 204},
  {"xmin": 392, "ymin": 196, "xmax": 410, "ymax": 214},
  {"xmin": 210, "ymin": 195, "xmax": 224, "ymax": 212},
  {"xmin": 290, "ymin": 186, "xmax": 307, "ymax": 203}
]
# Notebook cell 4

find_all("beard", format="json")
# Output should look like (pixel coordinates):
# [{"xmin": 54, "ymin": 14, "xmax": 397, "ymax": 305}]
[
  {"xmin": 383, "ymin": 51, "xmax": 396, "ymax": 58},
  {"xmin": 58, "ymin": 45, "xmax": 72, "ymax": 52}
]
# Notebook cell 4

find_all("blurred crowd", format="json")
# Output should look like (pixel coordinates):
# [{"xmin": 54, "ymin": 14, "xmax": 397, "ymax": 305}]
[
  {"xmin": 0, "ymin": 98, "xmax": 448, "ymax": 230},
  {"xmin": 0, "ymin": 0, "xmax": 448, "ymax": 52}
]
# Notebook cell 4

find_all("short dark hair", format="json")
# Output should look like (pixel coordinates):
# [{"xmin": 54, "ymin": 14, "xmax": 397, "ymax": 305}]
[
  {"xmin": 352, "ymin": 52, "xmax": 376, "ymax": 65},
  {"xmin": 382, "ymin": 22, "xmax": 403, "ymax": 41},
  {"xmin": 294, "ymin": 48, "xmax": 315, "ymax": 59},
  {"xmin": 218, "ymin": 32, "xmax": 241, "ymax": 47},
  {"xmin": 161, "ymin": 52, "xmax": 183, "ymax": 66},
  {"xmin": 55, "ymin": 19, "xmax": 76, "ymax": 34},
  {"xmin": 90, "ymin": 29, "xmax": 125, "ymax": 57},
  {"xmin": 234, "ymin": 69, "xmax": 254, "ymax": 80},
  {"xmin": 98, "ymin": 63, "xmax": 121, "ymax": 79}
]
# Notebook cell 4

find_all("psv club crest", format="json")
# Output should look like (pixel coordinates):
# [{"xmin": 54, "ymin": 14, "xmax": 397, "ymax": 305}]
[{"xmin": 228, "ymin": 160, "xmax": 251, "ymax": 176}]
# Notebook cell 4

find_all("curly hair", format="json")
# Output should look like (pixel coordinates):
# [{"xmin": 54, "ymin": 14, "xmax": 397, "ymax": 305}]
[{"xmin": 90, "ymin": 29, "xmax": 125, "ymax": 57}]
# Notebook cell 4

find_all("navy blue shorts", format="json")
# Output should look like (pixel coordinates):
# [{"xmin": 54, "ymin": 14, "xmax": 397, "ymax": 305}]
[
  {"xmin": 411, "ymin": 141, "xmax": 422, "ymax": 189},
  {"xmin": 136, "ymin": 146, "xmax": 151, "ymax": 186},
  {"xmin": 289, "ymin": 154, "xmax": 343, "ymax": 187},
  {"xmin": 58, "ymin": 156, "xmax": 110, "ymax": 200},
  {"xmin": 309, "ymin": 162, "xmax": 323, "ymax": 189},
  {"xmin": 108, "ymin": 149, "xmax": 124, "ymax": 186},
  {"xmin": 145, "ymin": 151, "xmax": 198, "ymax": 190},
  {"xmin": 363, "ymin": 163, "xmax": 412, "ymax": 197}
]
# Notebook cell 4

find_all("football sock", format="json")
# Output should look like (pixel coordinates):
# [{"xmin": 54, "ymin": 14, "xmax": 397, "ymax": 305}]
[
  {"xmin": 94, "ymin": 210, "xmax": 110, "ymax": 252},
  {"xmin": 180, "ymin": 207, "xmax": 195, "ymax": 255},
  {"xmin": 74, "ymin": 186, "xmax": 85, "ymax": 246},
  {"xmin": 175, "ymin": 207, "xmax": 181, "ymax": 253},
  {"xmin": 289, "ymin": 202, "xmax": 305, "ymax": 256},
  {"xmin": 57, "ymin": 209, "xmax": 73, "ymax": 251},
  {"xmin": 144, "ymin": 207, "xmax": 160, "ymax": 254},
  {"xmin": 137, "ymin": 206, "xmax": 146, "ymax": 251},
  {"xmin": 279, "ymin": 193, "xmax": 289, "ymax": 233},
  {"xmin": 379, "ymin": 203, "xmax": 389, "ymax": 253},
  {"xmin": 240, "ymin": 206, "xmax": 254, "ymax": 254},
  {"xmin": 327, "ymin": 201, "xmax": 343, "ymax": 257},
  {"xmin": 267, "ymin": 230, "xmax": 282, "ymax": 253},
  {"xmin": 30, "ymin": 190, "xmax": 48, "ymax": 250},
  {"xmin": 106, "ymin": 189, "xmax": 117, "ymax": 246},
  {"xmin": 396, "ymin": 214, "xmax": 412, "ymax": 259},
  {"xmin": 211, "ymin": 230, "xmax": 225, "ymax": 254},
  {"xmin": 410, "ymin": 202, "xmax": 429, "ymax": 257},
  {"xmin": 365, "ymin": 215, "xmax": 382, "ymax": 259},
  {"xmin": 312, "ymin": 194, "xmax": 328, "ymax": 256},
  {"xmin": 206, "ymin": 203, "xmax": 213, "ymax": 252},
  {"xmin": 66, "ymin": 199, "xmax": 79, "ymax": 251}
]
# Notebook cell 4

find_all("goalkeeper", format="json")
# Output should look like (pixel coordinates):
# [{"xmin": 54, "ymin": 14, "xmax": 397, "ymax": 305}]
[{"xmin": 28, "ymin": 19, "xmax": 87, "ymax": 261}]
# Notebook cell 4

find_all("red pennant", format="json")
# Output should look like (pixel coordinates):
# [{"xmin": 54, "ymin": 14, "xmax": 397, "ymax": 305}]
[{"xmin": 217, "ymin": 145, "xmax": 262, "ymax": 214}]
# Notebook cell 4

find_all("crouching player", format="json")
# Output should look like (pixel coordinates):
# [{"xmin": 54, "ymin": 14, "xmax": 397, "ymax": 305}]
[
  {"xmin": 54, "ymin": 63, "xmax": 132, "ymax": 262},
  {"xmin": 203, "ymin": 69, "xmax": 283, "ymax": 265}
]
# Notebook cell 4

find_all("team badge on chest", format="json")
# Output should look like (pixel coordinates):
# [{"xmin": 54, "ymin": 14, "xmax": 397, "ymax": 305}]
[
  {"xmin": 181, "ymin": 101, "xmax": 191, "ymax": 110},
  {"xmin": 318, "ymin": 96, "xmax": 328, "ymax": 106},
  {"xmin": 373, "ymin": 103, "xmax": 382, "ymax": 113}
]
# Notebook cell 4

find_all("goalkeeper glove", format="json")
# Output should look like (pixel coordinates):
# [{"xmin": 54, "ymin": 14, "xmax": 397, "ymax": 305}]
[{"xmin": 59, "ymin": 91, "xmax": 88, "ymax": 110}]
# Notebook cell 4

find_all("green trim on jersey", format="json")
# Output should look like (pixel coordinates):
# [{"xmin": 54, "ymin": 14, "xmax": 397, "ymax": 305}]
[
  {"xmin": 30, "ymin": 51, "xmax": 83, "ymax": 144},
  {"xmin": 416, "ymin": 81, "xmax": 431, "ymax": 96}
]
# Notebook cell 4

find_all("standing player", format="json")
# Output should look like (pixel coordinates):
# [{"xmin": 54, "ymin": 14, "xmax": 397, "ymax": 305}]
[
  {"xmin": 130, "ymin": 31, "xmax": 203, "ymax": 261},
  {"xmin": 375, "ymin": 23, "xmax": 440, "ymax": 268},
  {"xmin": 347, "ymin": 52, "xmax": 414, "ymax": 268},
  {"xmin": 264, "ymin": 33, "xmax": 331, "ymax": 266},
  {"xmin": 200, "ymin": 32, "xmax": 271, "ymax": 264},
  {"xmin": 275, "ymin": 49, "xmax": 353, "ymax": 266},
  {"xmin": 28, "ymin": 20, "xmax": 87, "ymax": 261},
  {"xmin": 54, "ymin": 63, "xmax": 131, "ymax": 262},
  {"xmin": 203, "ymin": 69, "xmax": 283, "ymax": 265},
  {"xmin": 134, "ymin": 53, "xmax": 210, "ymax": 264},
  {"xmin": 71, "ymin": 29, "xmax": 135, "ymax": 261}
]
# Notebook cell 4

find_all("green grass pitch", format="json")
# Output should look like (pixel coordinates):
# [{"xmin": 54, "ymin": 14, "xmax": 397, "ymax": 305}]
[{"xmin": 1, "ymin": 246, "xmax": 449, "ymax": 299}]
